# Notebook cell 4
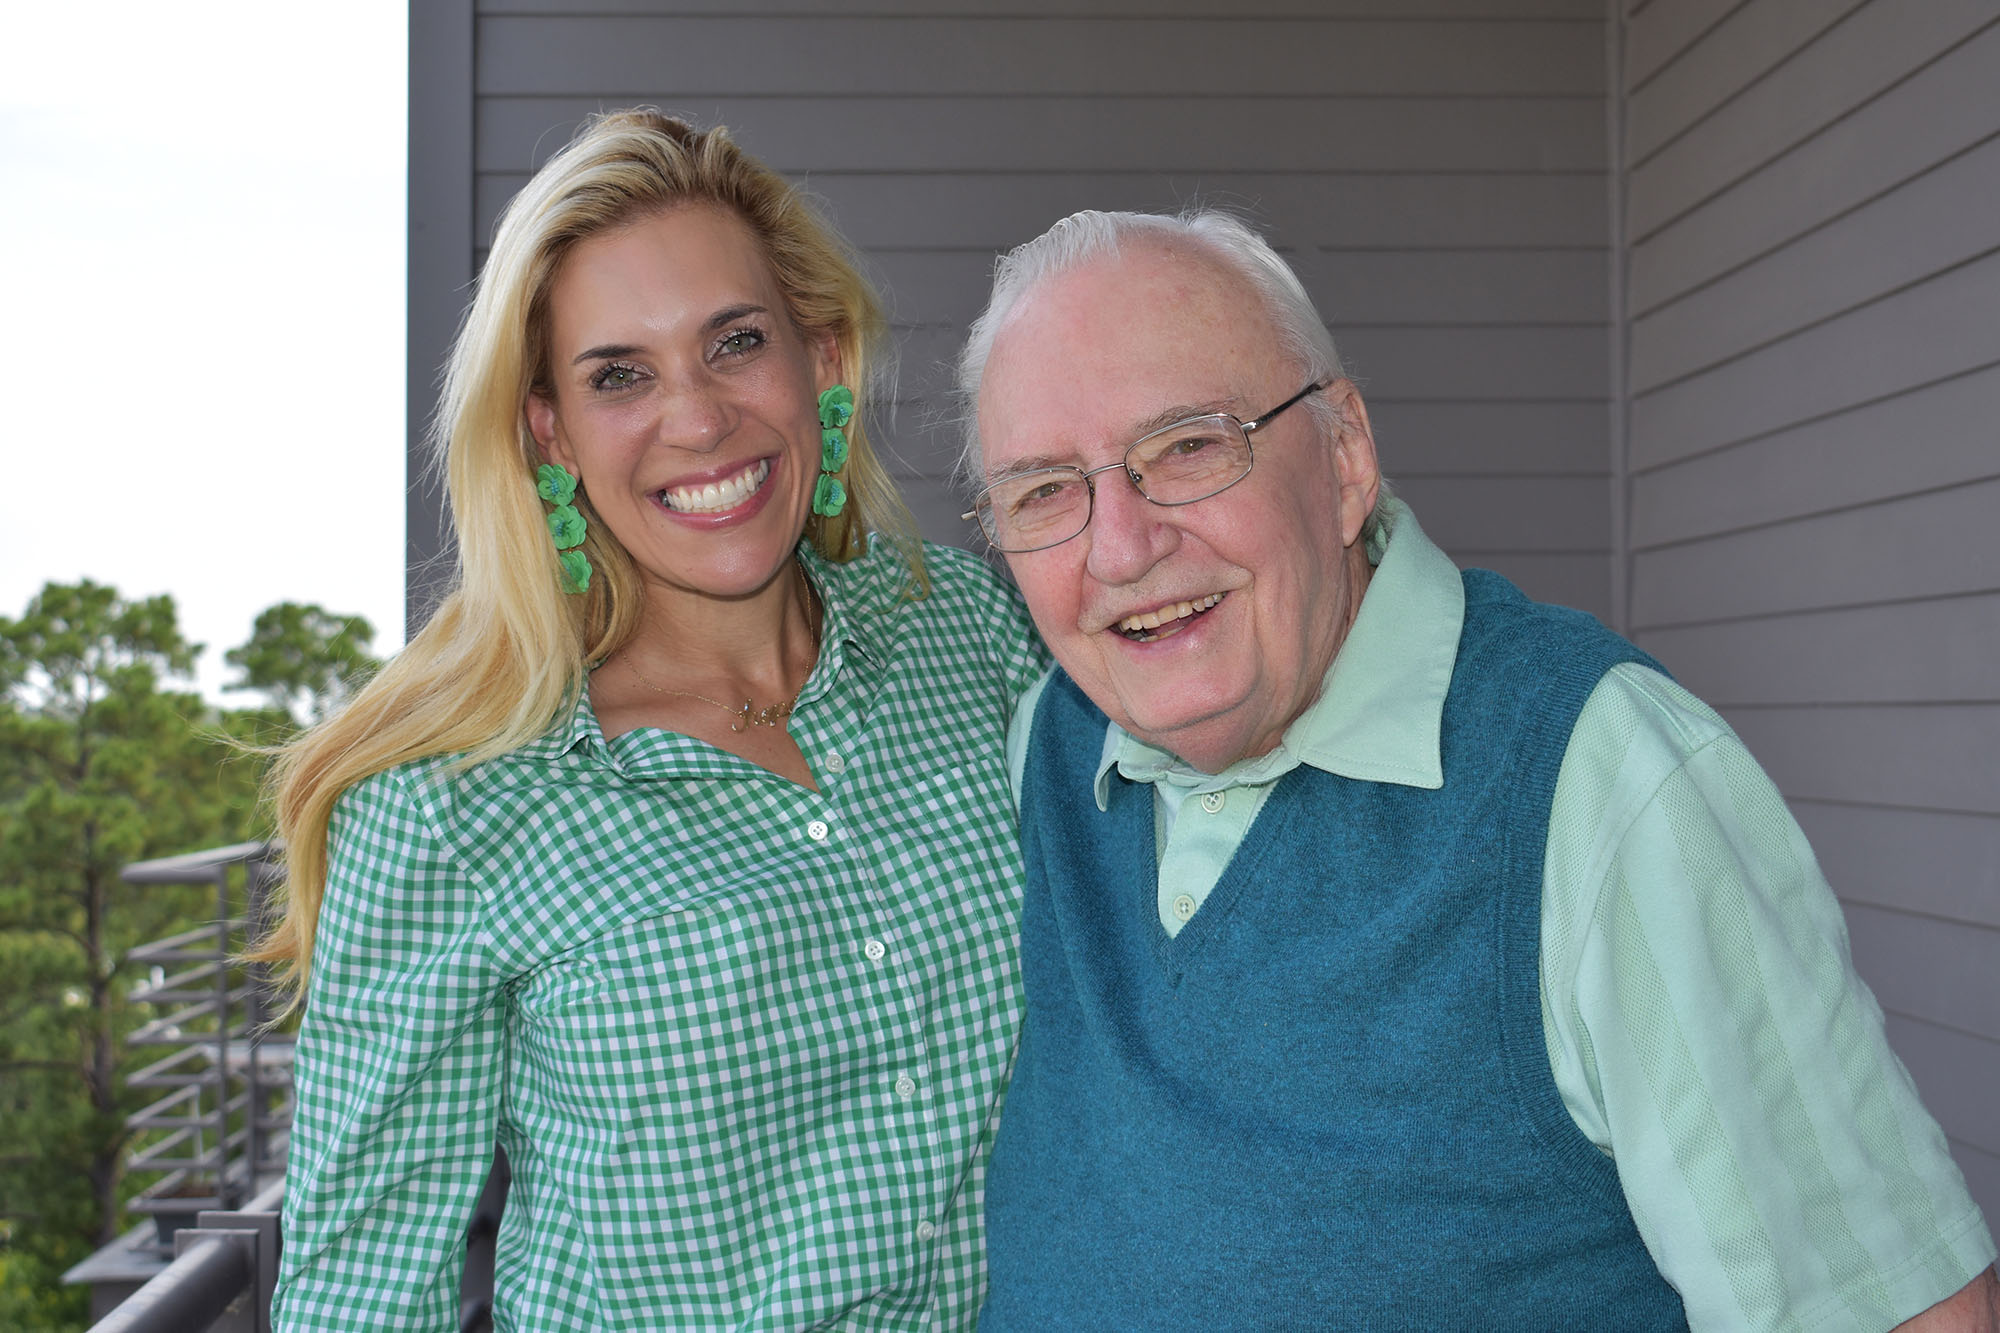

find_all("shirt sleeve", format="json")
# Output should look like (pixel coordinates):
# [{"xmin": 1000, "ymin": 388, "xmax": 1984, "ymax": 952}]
[
  {"xmin": 1005, "ymin": 668, "xmax": 1058, "ymax": 809},
  {"xmin": 1541, "ymin": 663, "xmax": 1996, "ymax": 1333},
  {"xmin": 273, "ymin": 765, "xmax": 509, "ymax": 1332}
]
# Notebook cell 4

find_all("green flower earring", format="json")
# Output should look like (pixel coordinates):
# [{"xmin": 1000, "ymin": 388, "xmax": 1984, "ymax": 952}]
[
  {"xmin": 535, "ymin": 463, "xmax": 592, "ymax": 594},
  {"xmin": 813, "ymin": 385, "xmax": 854, "ymax": 519}
]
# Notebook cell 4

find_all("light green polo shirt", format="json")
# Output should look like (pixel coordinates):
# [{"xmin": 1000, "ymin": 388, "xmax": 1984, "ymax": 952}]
[{"xmin": 1008, "ymin": 501, "xmax": 1994, "ymax": 1332}]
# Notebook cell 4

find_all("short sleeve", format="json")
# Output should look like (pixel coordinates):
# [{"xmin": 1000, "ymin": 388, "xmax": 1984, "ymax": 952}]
[
  {"xmin": 1541, "ymin": 665, "xmax": 1996, "ymax": 1332},
  {"xmin": 273, "ymin": 766, "xmax": 509, "ymax": 1332}
]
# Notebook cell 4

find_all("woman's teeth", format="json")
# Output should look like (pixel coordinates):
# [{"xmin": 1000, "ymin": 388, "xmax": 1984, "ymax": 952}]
[
  {"xmin": 1118, "ymin": 593, "xmax": 1224, "ymax": 640},
  {"xmin": 661, "ymin": 459, "xmax": 770, "ymax": 513}
]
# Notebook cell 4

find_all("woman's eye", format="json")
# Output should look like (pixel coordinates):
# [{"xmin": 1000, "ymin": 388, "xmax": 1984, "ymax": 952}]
[
  {"xmin": 715, "ymin": 328, "xmax": 766, "ymax": 358},
  {"xmin": 589, "ymin": 362, "xmax": 644, "ymax": 391}
]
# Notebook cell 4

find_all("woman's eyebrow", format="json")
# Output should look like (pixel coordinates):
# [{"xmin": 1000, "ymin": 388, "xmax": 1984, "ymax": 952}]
[
  {"xmin": 572, "ymin": 343, "xmax": 644, "ymax": 366},
  {"xmin": 704, "ymin": 303, "xmax": 768, "ymax": 332}
]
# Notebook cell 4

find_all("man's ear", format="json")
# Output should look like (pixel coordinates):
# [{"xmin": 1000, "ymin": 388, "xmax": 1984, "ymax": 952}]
[
  {"xmin": 526, "ymin": 393, "xmax": 573, "ymax": 470},
  {"xmin": 1327, "ymin": 382, "xmax": 1380, "ymax": 549}
]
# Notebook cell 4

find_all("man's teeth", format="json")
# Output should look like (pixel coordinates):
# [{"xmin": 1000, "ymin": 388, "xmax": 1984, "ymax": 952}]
[
  {"xmin": 1118, "ymin": 593, "xmax": 1224, "ymax": 636},
  {"xmin": 662, "ymin": 460, "xmax": 770, "ymax": 513}
]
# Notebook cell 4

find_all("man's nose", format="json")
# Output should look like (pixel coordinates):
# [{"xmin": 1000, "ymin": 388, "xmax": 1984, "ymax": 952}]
[{"xmin": 1083, "ymin": 469, "xmax": 1178, "ymax": 585}]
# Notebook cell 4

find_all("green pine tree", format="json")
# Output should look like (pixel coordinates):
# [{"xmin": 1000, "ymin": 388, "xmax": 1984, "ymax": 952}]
[
  {"xmin": 0, "ymin": 583, "xmax": 272, "ymax": 1329},
  {"xmin": 224, "ymin": 602, "xmax": 379, "ymax": 726}
]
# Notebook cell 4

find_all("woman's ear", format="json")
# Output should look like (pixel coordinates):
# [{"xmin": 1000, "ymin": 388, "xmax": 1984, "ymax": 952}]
[
  {"xmin": 526, "ymin": 393, "xmax": 572, "ymax": 469},
  {"xmin": 812, "ymin": 333, "xmax": 845, "ymax": 396}
]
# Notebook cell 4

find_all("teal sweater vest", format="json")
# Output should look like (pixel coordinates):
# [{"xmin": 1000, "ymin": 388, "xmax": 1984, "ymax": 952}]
[{"xmin": 982, "ymin": 570, "xmax": 1688, "ymax": 1331}]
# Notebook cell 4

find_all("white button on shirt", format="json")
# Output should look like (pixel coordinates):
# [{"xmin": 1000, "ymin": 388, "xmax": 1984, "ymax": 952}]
[
  {"xmin": 894, "ymin": 1074, "xmax": 917, "ymax": 1099},
  {"xmin": 807, "ymin": 819, "xmax": 829, "ymax": 841},
  {"xmin": 824, "ymin": 754, "xmax": 846, "ymax": 774},
  {"xmin": 1171, "ymin": 894, "xmax": 1197, "ymax": 922},
  {"xmin": 915, "ymin": 1221, "xmax": 937, "ymax": 1241},
  {"xmin": 864, "ymin": 939, "xmax": 887, "ymax": 961},
  {"xmin": 1200, "ymin": 790, "xmax": 1226, "ymax": 814}
]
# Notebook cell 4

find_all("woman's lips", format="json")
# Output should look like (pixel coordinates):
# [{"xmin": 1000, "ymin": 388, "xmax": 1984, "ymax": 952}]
[{"xmin": 658, "ymin": 458, "xmax": 772, "ymax": 514}]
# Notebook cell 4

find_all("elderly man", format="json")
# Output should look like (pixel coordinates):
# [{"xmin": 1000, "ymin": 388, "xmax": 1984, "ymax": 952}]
[{"xmin": 958, "ymin": 209, "xmax": 1998, "ymax": 1331}]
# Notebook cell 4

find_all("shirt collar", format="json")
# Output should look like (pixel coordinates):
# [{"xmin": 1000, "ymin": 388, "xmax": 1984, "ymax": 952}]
[
  {"xmin": 1092, "ymin": 497, "xmax": 1461, "ymax": 806},
  {"xmin": 511, "ymin": 681, "xmax": 606, "ymax": 763},
  {"xmin": 797, "ymin": 541, "xmax": 885, "ymax": 679}
]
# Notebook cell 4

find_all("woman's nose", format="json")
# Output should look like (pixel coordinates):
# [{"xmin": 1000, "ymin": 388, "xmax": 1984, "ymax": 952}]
[{"xmin": 656, "ymin": 372, "xmax": 736, "ymax": 452}]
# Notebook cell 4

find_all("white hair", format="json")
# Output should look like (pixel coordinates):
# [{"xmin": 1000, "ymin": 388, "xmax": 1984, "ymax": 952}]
[{"xmin": 954, "ymin": 208, "xmax": 1350, "ymax": 487}]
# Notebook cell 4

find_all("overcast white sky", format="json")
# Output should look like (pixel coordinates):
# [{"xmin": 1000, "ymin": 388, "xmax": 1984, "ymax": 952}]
[{"xmin": 0, "ymin": 2, "xmax": 408, "ymax": 702}]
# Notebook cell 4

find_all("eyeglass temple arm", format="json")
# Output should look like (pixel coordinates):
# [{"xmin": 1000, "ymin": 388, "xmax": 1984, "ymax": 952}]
[{"xmin": 1242, "ymin": 380, "xmax": 1326, "ymax": 434}]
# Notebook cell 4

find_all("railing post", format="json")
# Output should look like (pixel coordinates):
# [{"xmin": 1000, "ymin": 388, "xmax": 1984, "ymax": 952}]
[
  {"xmin": 192, "ymin": 1199, "xmax": 281, "ymax": 1333},
  {"xmin": 210, "ymin": 864, "xmax": 235, "ymax": 1209}
]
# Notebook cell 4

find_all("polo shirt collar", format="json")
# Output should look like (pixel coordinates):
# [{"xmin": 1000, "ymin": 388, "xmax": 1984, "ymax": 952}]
[{"xmin": 1092, "ymin": 498, "xmax": 1461, "ymax": 806}]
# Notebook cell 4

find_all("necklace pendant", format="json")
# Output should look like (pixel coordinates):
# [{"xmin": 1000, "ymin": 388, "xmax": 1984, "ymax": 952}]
[{"xmin": 731, "ymin": 701, "xmax": 753, "ymax": 732}]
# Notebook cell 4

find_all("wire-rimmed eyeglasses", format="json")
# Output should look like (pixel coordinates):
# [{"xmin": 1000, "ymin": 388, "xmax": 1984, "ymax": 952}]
[{"xmin": 963, "ymin": 382, "xmax": 1325, "ymax": 553}]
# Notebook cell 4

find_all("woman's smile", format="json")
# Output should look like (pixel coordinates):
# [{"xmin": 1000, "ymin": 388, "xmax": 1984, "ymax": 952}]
[{"xmin": 658, "ymin": 456, "xmax": 774, "ymax": 514}]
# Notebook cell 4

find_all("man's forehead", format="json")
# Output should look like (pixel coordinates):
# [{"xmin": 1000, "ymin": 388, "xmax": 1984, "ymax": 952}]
[{"xmin": 978, "ymin": 251, "xmax": 1269, "ymax": 472}]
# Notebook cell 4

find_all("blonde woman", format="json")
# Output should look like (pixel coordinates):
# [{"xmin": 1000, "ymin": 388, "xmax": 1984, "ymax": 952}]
[{"xmin": 264, "ymin": 111, "xmax": 1044, "ymax": 1329}]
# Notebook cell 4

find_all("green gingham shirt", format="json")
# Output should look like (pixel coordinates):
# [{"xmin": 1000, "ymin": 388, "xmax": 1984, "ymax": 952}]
[{"xmin": 274, "ymin": 540, "xmax": 1048, "ymax": 1332}]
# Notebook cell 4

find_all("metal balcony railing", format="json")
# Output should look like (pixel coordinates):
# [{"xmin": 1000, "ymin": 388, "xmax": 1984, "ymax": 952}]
[
  {"xmin": 70, "ymin": 841, "xmax": 507, "ymax": 1333},
  {"xmin": 120, "ymin": 842, "xmax": 292, "ymax": 1246}
]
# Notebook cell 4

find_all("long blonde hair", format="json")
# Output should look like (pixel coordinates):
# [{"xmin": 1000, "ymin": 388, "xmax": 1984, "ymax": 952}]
[{"xmin": 254, "ymin": 110, "xmax": 921, "ymax": 1000}]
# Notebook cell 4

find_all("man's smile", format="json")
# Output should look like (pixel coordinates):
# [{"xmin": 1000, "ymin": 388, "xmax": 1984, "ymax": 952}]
[{"xmin": 1113, "ymin": 592, "xmax": 1226, "ymax": 642}]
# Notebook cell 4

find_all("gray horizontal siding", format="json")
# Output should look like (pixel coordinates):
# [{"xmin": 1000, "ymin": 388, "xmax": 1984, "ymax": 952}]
[
  {"xmin": 1629, "ymin": 480, "xmax": 2000, "ymax": 628},
  {"xmin": 1623, "ymin": 0, "xmax": 2000, "ymax": 1222},
  {"xmin": 1629, "ymin": 135, "xmax": 2000, "ymax": 392},
  {"xmin": 1723, "ymin": 705, "xmax": 2000, "ymax": 815},
  {"xmin": 1633, "ymin": 594, "xmax": 2000, "ymax": 708},
  {"xmin": 478, "ymin": 0, "xmax": 1605, "ymax": 15},
  {"xmin": 475, "ymin": 95, "xmax": 1608, "ymax": 174},
  {"xmin": 476, "ymin": 16, "xmax": 1606, "ymax": 96},
  {"xmin": 1625, "ymin": 0, "xmax": 1993, "ymax": 239},
  {"xmin": 1887, "ymin": 1018, "xmax": 2000, "ymax": 1150},
  {"xmin": 1847, "ymin": 904, "xmax": 2000, "ymax": 1040},
  {"xmin": 1623, "ymin": 0, "xmax": 1743, "ymax": 89},
  {"xmin": 1367, "ymin": 400, "xmax": 1615, "ymax": 475},
  {"xmin": 1628, "ymin": 249, "xmax": 2000, "ymax": 471},
  {"xmin": 1627, "ymin": 21, "xmax": 2000, "ymax": 315},
  {"xmin": 1625, "ymin": 0, "xmax": 1868, "ymax": 165},
  {"xmin": 1629, "ymin": 365, "xmax": 2000, "ymax": 550},
  {"xmin": 1796, "ymin": 803, "xmax": 1999, "ymax": 927},
  {"xmin": 476, "ymin": 170, "xmax": 1614, "ymax": 253}
]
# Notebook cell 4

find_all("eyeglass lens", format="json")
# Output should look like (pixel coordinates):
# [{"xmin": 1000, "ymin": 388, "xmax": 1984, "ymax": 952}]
[{"xmin": 980, "ymin": 415, "xmax": 1254, "ymax": 550}]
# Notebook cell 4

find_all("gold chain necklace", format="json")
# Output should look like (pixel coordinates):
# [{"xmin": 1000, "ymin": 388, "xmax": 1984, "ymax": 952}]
[{"xmin": 620, "ymin": 562, "xmax": 820, "ymax": 732}]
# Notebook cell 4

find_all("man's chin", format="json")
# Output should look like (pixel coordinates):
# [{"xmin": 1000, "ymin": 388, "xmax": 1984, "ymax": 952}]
[{"xmin": 1110, "ymin": 696, "xmax": 1262, "ymax": 773}]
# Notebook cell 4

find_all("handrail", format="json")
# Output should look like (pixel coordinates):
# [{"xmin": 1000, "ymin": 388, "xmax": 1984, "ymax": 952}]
[
  {"xmin": 88, "ymin": 1236, "xmax": 252, "ymax": 1333},
  {"xmin": 87, "ymin": 1181, "xmax": 284, "ymax": 1333}
]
